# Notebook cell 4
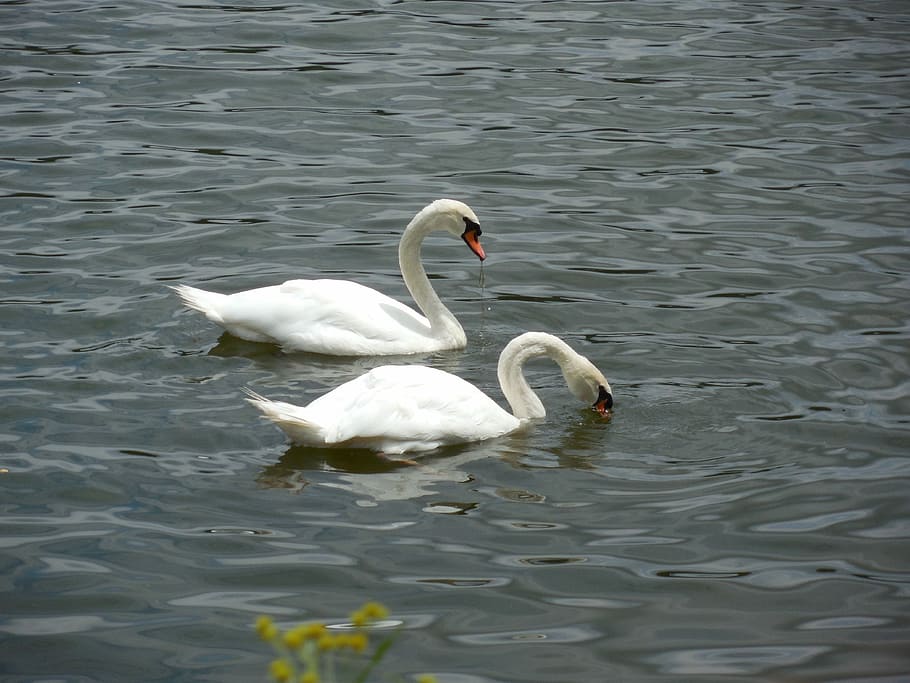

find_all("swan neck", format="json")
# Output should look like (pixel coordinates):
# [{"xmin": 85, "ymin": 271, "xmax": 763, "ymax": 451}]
[
  {"xmin": 399, "ymin": 210, "xmax": 463, "ymax": 341},
  {"xmin": 497, "ymin": 334, "xmax": 578, "ymax": 419}
]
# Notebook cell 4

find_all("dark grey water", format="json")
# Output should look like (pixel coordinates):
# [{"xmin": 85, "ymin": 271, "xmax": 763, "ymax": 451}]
[{"xmin": 2, "ymin": 1, "xmax": 909, "ymax": 681}]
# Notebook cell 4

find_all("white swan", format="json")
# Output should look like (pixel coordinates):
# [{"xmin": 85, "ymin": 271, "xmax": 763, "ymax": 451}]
[
  {"xmin": 171, "ymin": 199, "xmax": 485, "ymax": 355},
  {"xmin": 245, "ymin": 332, "xmax": 614, "ymax": 454}
]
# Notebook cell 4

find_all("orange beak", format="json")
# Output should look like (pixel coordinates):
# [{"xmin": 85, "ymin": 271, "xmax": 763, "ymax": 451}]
[
  {"xmin": 461, "ymin": 227, "xmax": 486, "ymax": 261},
  {"xmin": 593, "ymin": 387, "xmax": 613, "ymax": 417}
]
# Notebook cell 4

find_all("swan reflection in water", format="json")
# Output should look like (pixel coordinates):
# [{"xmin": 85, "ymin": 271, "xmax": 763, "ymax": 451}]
[
  {"xmin": 256, "ymin": 442, "xmax": 496, "ymax": 502},
  {"xmin": 255, "ymin": 409, "xmax": 613, "ymax": 504}
]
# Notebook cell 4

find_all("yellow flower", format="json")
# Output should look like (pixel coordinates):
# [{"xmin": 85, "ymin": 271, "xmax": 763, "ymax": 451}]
[
  {"xmin": 256, "ymin": 615, "xmax": 278, "ymax": 642},
  {"xmin": 416, "ymin": 676, "xmax": 438, "ymax": 683},
  {"xmin": 282, "ymin": 622, "xmax": 327, "ymax": 648},
  {"xmin": 361, "ymin": 601, "xmax": 389, "ymax": 620},
  {"xmin": 299, "ymin": 672, "xmax": 319, "ymax": 683},
  {"xmin": 283, "ymin": 627, "xmax": 305, "ymax": 650},
  {"xmin": 269, "ymin": 658, "xmax": 293, "ymax": 682},
  {"xmin": 303, "ymin": 623, "xmax": 327, "ymax": 640},
  {"xmin": 351, "ymin": 601, "xmax": 389, "ymax": 627},
  {"xmin": 317, "ymin": 632, "xmax": 338, "ymax": 651},
  {"xmin": 346, "ymin": 631, "xmax": 368, "ymax": 653}
]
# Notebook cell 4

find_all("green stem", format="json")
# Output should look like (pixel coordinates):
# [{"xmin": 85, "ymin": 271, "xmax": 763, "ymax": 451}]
[{"xmin": 353, "ymin": 632, "xmax": 401, "ymax": 683}]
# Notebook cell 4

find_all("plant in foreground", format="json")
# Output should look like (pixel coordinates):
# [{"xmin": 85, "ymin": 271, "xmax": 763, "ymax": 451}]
[{"xmin": 256, "ymin": 601, "xmax": 436, "ymax": 683}]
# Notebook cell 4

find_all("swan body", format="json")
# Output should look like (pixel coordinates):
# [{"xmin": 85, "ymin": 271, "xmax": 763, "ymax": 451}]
[
  {"xmin": 171, "ymin": 199, "xmax": 485, "ymax": 356},
  {"xmin": 246, "ymin": 332, "xmax": 614, "ymax": 454}
]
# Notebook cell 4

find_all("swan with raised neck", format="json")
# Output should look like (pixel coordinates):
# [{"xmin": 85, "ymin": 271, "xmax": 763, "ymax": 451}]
[{"xmin": 170, "ymin": 198, "xmax": 485, "ymax": 355}]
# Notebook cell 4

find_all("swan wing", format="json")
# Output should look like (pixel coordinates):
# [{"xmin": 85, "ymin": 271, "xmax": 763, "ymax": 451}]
[
  {"xmin": 214, "ymin": 279, "xmax": 436, "ymax": 354},
  {"xmin": 306, "ymin": 365, "xmax": 520, "ymax": 452}
]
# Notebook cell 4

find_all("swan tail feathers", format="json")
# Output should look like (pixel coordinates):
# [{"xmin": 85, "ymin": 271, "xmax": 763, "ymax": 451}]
[
  {"xmin": 243, "ymin": 388, "xmax": 327, "ymax": 445},
  {"xmin": 170, "ymin": 284, "xmax": 227, "ymax": 324}
]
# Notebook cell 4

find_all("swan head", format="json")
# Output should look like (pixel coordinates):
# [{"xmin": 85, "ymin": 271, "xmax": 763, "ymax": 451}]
[
  {"xmin": 563, "ymin": 355, "xmax": 614, "ymax": 417},
  {"xmin": 427, "ymin": 198, "xmax": 485, "ymax": 261}
]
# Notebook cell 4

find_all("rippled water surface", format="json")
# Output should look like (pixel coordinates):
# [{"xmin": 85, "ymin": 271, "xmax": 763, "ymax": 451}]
[{"xmin": 2, "ymin": 1, "xmax": 909, "ymax": 681}]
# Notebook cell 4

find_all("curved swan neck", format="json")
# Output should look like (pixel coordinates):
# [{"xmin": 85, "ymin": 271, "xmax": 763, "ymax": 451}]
[
  {"xmin": 398, "ymin": 205, "xmax": 464, "ymax": 342},
  {"xmin": 496, "ymin": 333, "xmax": 585, "ymax": 419}
]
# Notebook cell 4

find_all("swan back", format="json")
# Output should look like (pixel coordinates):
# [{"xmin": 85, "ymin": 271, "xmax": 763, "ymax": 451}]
[{"xmin": 249, "ymin": 365, "xmax": 520, "ymax": 454}]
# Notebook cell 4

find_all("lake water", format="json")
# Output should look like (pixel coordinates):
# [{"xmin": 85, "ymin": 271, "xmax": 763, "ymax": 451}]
[{"xmin": 2, "ymin": 1, "xmax": 909, "ymax": 681}]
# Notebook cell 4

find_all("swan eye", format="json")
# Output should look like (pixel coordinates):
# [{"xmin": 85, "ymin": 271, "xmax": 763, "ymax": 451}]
[
  {"xmin": 593, "ymin": 385, "xmax": 613, "ymax": 416},
  {"xmin": 463, "ymin": 217, "xmax": 482, "ymax": 236}
]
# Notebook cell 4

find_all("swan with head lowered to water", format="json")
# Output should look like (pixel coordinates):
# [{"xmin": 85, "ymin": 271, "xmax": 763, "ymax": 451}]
[
  {"xmin": 170, "ymin": 199, "xmax": 485, "ymax": 356},
  {"xmin": 244, "ymin": 332, "xmax": 614, "ymax": 455}
]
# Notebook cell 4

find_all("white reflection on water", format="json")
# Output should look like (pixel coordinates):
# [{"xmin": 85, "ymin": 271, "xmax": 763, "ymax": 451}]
[{"xmin": 650, "ymin": 645, "xmax": 831, "ymax": 675}]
